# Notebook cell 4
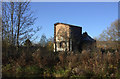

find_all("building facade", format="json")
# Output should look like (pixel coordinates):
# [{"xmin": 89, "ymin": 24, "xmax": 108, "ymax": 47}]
[{"xmin": 54, "ymin": 23, "xmax": 96, "ymax": 52}]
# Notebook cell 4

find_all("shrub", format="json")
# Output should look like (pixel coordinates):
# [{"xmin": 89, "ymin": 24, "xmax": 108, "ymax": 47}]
[{"xmin": 2, "ymin": 48, "xmax": 120, "ymax": 78}]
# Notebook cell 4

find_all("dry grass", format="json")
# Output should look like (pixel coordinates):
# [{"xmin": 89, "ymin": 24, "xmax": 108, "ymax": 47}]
[{"xmin": 2, "ymin": 47, "xmax": 120, "ymax": 78}]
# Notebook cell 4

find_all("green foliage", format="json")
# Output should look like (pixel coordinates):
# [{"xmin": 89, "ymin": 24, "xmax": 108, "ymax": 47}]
[
  {"xmin": 53, "ymin": 68, "xmax": 70, "ymax": 77},
  {"xmin": 24, "ymin": 65, "xmax": 44, "ymax": 76},
  {"xmin": 2, "ymin": 64, "xmax": 13, "ymax": 77},
  {"xmin": 16, "ymin": 66, "xmax": 23, "ymax": 74},
  {"xmin": 2, "ymin": 64, "xmax": 12, "ymax": 72}
]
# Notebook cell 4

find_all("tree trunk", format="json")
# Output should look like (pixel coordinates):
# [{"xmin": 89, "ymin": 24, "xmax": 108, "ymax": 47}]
[
  {"xmin": 11, "ymin": 2, "xmax": 14, "ymax": 45},
  {"xmin": 17, "ymin": 3, "xmax": 21, "ymax": 49}
]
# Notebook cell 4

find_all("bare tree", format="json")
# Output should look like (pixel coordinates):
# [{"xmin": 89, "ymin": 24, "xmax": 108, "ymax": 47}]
[
  {"xmin": 98, "ymin": 20, "xmax": 120, "ymax": 49},
  {"xmin": 98, "ymin": 20, "xmax": 119, "ymax": 41},
  {"xmin": 0, "ymin": 15, "xmax": 1, "ymax": 40},
  {"xmin": 2, "ymin": 1, "xmax": 40, "ymax": 48}
]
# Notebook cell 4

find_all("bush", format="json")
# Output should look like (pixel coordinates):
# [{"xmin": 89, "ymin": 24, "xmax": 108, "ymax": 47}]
[{"xmin": 2, "ymin": 48, "xmax": 120, "ymax": 78}]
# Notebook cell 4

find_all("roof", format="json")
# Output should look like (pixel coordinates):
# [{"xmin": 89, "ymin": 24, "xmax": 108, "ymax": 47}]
[
  {"xmin": 82, "ymin": 32, "xmax": 96, "ymax": 42},
  {"xmin": 82, "ymin": 35, "xmax": 95, "ymax": 42},
  {"xmin": 54, "ymin": 22, "xmax": 82, "ymax": 28}
]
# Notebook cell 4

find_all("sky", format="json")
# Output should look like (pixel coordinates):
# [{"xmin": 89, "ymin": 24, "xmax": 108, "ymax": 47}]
[{"xmin": 30, "ymin": 2, "xmax": 118, "ymax": 43}]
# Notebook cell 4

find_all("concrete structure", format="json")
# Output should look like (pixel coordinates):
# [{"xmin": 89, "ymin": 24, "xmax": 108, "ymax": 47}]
[{"xmin": 54, "ymin": 23, "xmax": 96, "ymax": 52}]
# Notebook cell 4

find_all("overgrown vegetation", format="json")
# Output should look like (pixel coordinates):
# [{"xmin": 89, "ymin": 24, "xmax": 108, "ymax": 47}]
[
  {"xmin": 2, "ymin": 1, "xmax": 120, "ymax": 78},
  {"xmin": 2, "ymin": 43, "xmax": 120, "ymax": 78}
]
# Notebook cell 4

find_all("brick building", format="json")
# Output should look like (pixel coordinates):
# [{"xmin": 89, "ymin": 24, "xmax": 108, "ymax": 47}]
[{"xmin": 54, "ymin": 23, "xmax": 96, "ymax": 52}]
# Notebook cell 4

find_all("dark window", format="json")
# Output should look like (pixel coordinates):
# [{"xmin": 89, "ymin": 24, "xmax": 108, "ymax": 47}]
[{"xmin": 60, "ymin": 42, "xmax": 62, "ymax": 48}]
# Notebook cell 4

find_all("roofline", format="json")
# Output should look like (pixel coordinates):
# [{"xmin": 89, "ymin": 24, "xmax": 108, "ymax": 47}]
[{"xmin": 54, "ymin": 22, "xmax": 82, "ymax": 28}]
